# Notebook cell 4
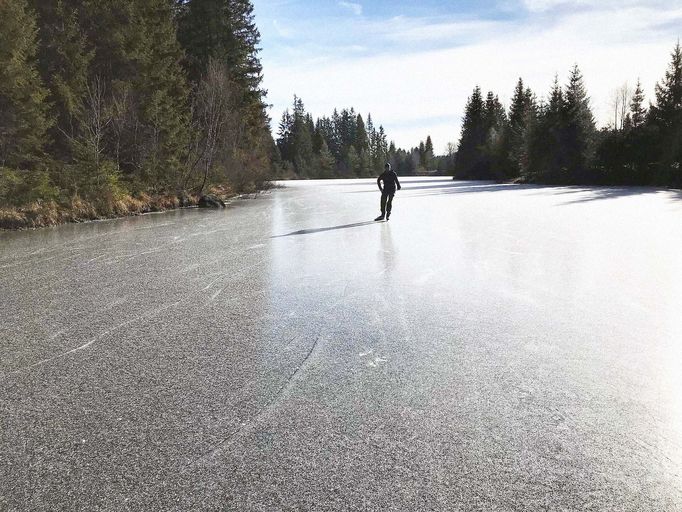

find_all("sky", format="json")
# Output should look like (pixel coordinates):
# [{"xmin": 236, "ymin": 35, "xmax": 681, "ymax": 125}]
[{"xmin": 253, "ymin": 0, "xmax": 682, "ymax": 153}]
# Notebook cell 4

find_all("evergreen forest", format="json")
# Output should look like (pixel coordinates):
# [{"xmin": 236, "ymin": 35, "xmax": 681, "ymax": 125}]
[
  {"xmin": 450, "ymin": 44, "xmax": 682, "ymax": 187},
  {"xmin": 0, "ymin": 0, "xmax": 273, "ymax": 227}
]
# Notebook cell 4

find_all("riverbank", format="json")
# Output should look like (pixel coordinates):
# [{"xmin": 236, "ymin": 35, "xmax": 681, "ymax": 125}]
[{"xmin": 0, "ymin": 184, "xmax": 245, "ymax": 230}]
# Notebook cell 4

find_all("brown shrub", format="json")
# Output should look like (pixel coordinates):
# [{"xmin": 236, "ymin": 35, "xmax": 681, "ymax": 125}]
[
  {"xmin": 0, "ymin": 209, "xmax": 27, "ymax": 230},
  {"xmin": 1, "ymin": 182, "xmax": 241, "ymax": 230}
]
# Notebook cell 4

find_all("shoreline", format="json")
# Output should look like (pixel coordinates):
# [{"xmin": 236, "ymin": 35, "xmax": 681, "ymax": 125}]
[{"xmin": 0, "ymin": 188, "xmax": 269, "ymax": 232}]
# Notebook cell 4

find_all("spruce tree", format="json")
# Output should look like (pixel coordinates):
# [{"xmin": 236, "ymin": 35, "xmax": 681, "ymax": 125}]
[
  {"xmin": 312, "ymin": 120, "xmax": 325, "ymax": 154},
  {"xmin": 354, "ymin": 114, "xmax": 369, "ymax": 155},
  {"xmin": 484, "ymin": 92, "xmax": 507, "ymax": 132},
  {"xmin": 178, "ymin": 0, "xmax": 264, "ymax": 96},
  {"xmin": 629, "ymin": 79, "xmax": 647, "ymax": 129},
  {"xmin": 367, "ymin": 113, "xmax": 382, "ymax": 173},
  {"xmin": 0, "ymin": 0, "xmax": 52, "ymax": 168},
  {"xmin": 483, "ymin": 91, "xmax": 507, "ymax": 178},
  {"xmin": 375, "ymin": 126, "xmax": 388, "ymax": 171},
  {"xmin": 291, "ymin": 96, "xmax": 313, "ymax": 176},
  {"xmin": 503, "ymin": 78, "xmax": 531, "ymax": 178},
  {"xmin": 455, "ymin": 86, "xmax": 486, "ymax": 179},
  {"xmin": 624, "ymin": 79, "xmax": 655, "ymax": 183},
  {"xmin": 317, "ymin": 139, "xmax": 336, "ymax": 178},
  {"xmin": 650, "ymin": 42, "xmax": 682, "ymax": 182},
  {"xmin": 417, "ymin": 140, "xmax": 426, "ymax": 169},
  {"xmin": 508, "ymin": 79, "xmax": 527, "ymax": 130},
  {"xmin": 338, "ymin": 108, "xmax": 356, "ymax": 155},
  {"xmin": 528, "ymin": 77, "xmax": 566, "ymax": 182},
  {"xmin": 329, "ymin": 109, "xmax": 342, "ymax": 159},
  {"xmin": 136, "ymin": 0, "xmax": 191, "ymax": 189},
  {"xmin": 424, "ymin": 135, "xmax": 434, "ymax": 170},
  {"xmin": 517, "ymin": 89, "xmax": 538, "ymax": 179},
  {"xmin": 345, "ymin": 146, "xmax": 359, "ymax": 177},
  {"xmin": 564, "ymin": 65, "xmax": 596, "ymax": 180},
  {"xmin": 652, "ymin": 42, "xmax": 682, "ymax": 128},
  {"xmin": 357, "ymin": 149, "xmax": 371, "ymax": 177},
  {"xmin": 30, "ymin": 0, "xmax": 92, "ymax": 158},
  {"xmin": 277, "ymin": 109, "xmax": 293, "ymax": 162}
]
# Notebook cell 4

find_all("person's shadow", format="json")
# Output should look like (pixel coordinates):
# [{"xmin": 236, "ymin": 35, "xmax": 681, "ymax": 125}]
[{"xmin": 271, "ymin": 220, "xmax": 380, "ymax": 238}]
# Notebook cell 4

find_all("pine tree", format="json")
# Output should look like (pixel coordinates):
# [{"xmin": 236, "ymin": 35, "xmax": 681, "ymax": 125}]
[
  {"xmin": 354, "ymin": 114, "xmax": 369, "ymax": 155},
  {"xmin": 652, "ymin": 42, "xmax": 682, "ymax": 128},
  {"xmin": 503, "ymin": 78, "xmax": 530, "ymax": 177},
  {"xmin": 424, "ymin": 135, "xmax": 434, "ymax": 170},
  {"xmin": 0, "ymin": 0, "xmax": 52, "ymax": 168},
  {"xmin": 357, "ymin": 149, "xmax": 371, "ymax": 177},
  {"xmin": 484, "ymin": 92, "xmax": 507, "ymax": 133},
  {"xmin": 564, "ymin": 65, "xmax": 596, "ymax": 180},
  {"xmin": 375, "ymin": 125, "xmax": 388, "ymax": 173},
  {"xmin": 628, "ymin": 80, "xmax": 647, "ymax": 129},
  {"xmin": 276, "ymin": 109, "xmax": 293, "ymax": 162},
  {"xmin": 517, "ymin": 89, "xmax": 538, "ymax": 179},
  {"xmin": 508, "ymin": 79, "xmax": 527, "ymax": 131},
  {"xmin": 338, "ymin": 108, "xmax": 356, "ymax": 155},
  {"xmin": 30, "ymin": 0, "xmax": 92, "ymax": 158},
  {"xmin": 455, "ymin": 86, "xmax": 486, "ymax": 179},
  {"xmin": 366, "ymin": 113, "xmax": 375, "ymax": 155},
  {"xmin": 483, "ymin": 92, "xmax": 507, "ymax": 178},
  {"xmin": 312, "ymin": 120, "xmax": 324, "ymax": 154},
  {"xmin": 528, "ymin": 76, "xmax": 566, "ymax": 182},
  {"xmin": 329, "ymin": 109, "xmax": 342, "ymax": 159},
  {"xmin": 291, "ymin": 96, "xmax": 313, "ymax": 176},
  {"xmin": 178, "ymin": 0, "xmax": 264, "ymax": 96},
  {"xmin": 136, "ymin": 0, "xmax": 191, "ymax": 189},
  {"xmin": 367, "ymin": 113, "xmax": 383, "ymax": 173},
  {"xmin": 316, "ymin": 138, "xmax": 336, "ymax": 178},
  {"xmin": 650, "ymin": 42, "xmax": 682, "ymax": 182},
  {"xmin": 345, "ymin": 145, "xmax": 359, "ymax": 177}
]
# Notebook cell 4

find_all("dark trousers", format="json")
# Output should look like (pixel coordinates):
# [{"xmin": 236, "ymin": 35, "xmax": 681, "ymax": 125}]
[{"xmin": 380, "ymin": 191, "xmax": 395, "ymax": 216}]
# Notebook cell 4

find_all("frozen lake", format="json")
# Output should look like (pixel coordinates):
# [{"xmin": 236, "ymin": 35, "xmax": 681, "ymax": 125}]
[{"xmin": 2, "ymin": 177, "xmax": 682, "ymax": 510}]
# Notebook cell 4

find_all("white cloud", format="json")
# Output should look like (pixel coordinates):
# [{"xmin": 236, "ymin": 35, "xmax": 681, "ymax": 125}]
[
  {"xmin": 338, "ymin": 1, "xmax": 362, "ymax": 16},
  {"xmin": 262, "ymin": 3, "xmax": 682, "ymax": 151},
  {"xmin": 377, "ymin": 16, "xmax": 501, "ymax": 44},
  {"xmin": 521, "ymin": 0, "xmax": 676, "ymax": 11},
  {"xmin": 523, "ymin": 0, "xmax": 588, "ymax": 11}
]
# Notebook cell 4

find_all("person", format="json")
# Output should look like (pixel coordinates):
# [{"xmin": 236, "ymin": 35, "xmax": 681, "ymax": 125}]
[{"xmin": 375, "ymin": 163, "xmax": 401, "ymax": 221}]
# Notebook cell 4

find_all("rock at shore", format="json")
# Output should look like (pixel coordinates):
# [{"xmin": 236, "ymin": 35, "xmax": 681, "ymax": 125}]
[{"xmin": 198, "ymin": 195, "xmax": 226, "ymax": 209}]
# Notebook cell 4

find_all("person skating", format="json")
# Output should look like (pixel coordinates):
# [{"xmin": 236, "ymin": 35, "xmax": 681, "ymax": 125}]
[{"xmin": 375, "ymin": 163, "xmax": 401, "ymax": 221}]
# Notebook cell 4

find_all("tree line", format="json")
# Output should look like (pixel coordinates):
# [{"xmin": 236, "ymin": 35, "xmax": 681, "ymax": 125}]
[
  {"xmin": 274, "ymin": 96, "xmax": 440, "ymax": 178},
  {"xmin": 452, "ymin": 43, "xmax": 682, "ymax": 188},
  {"xmin": 0, "ymin": 0, "xmax": 273, "ymax": 216}
]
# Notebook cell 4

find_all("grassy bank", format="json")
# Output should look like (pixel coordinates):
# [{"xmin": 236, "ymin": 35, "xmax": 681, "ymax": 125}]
[
  {"xmin": 0, "ymin": 194, "xmax": 193, "ymax": 230},
  {"xmin": 0, "ymin": 185, "xmax": 249, "ymax": 230}
]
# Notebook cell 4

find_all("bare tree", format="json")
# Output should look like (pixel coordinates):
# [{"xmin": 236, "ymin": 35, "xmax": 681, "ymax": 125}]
[
  {"xmin": 610, "ymin": 82, "xmax": 632, "ymax": 131},
  {"xmin": 82, "ymin": 77, "xmax": 111, "ymax": 171},
  {"xmin": 110, "ymin": 84, "xmax": 133, "ymax": 173},
  {"xmin": 60, "ymin": 76, "xmax": 114, "ymax": 194},
  {"xmin": 183, "ymin": 58, "xmax": 242, "ymax": 194}
]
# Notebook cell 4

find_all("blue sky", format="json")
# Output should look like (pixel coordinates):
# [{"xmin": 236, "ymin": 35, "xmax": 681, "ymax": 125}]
[{"xmin": 253, "ymin": 0, "xmax": 682, "ymax": 152}]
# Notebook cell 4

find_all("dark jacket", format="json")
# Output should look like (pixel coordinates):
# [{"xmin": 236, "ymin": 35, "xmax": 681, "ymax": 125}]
[{"xmin": 377, "ymin": 170, "xmax": 401, "ymax": 194}]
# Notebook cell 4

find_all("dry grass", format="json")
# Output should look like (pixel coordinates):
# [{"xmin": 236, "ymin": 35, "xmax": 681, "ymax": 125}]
[
  {"xmin": 0, "ymin": 192, "xmax": 202, "ymax": 230},
  {"xmin": 0, "ymin": 176, "xmax": 276, "ymax": 230},
  {"xmin": 207, "ymin": 184, "xmax": 235, "ymax": 198}
]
